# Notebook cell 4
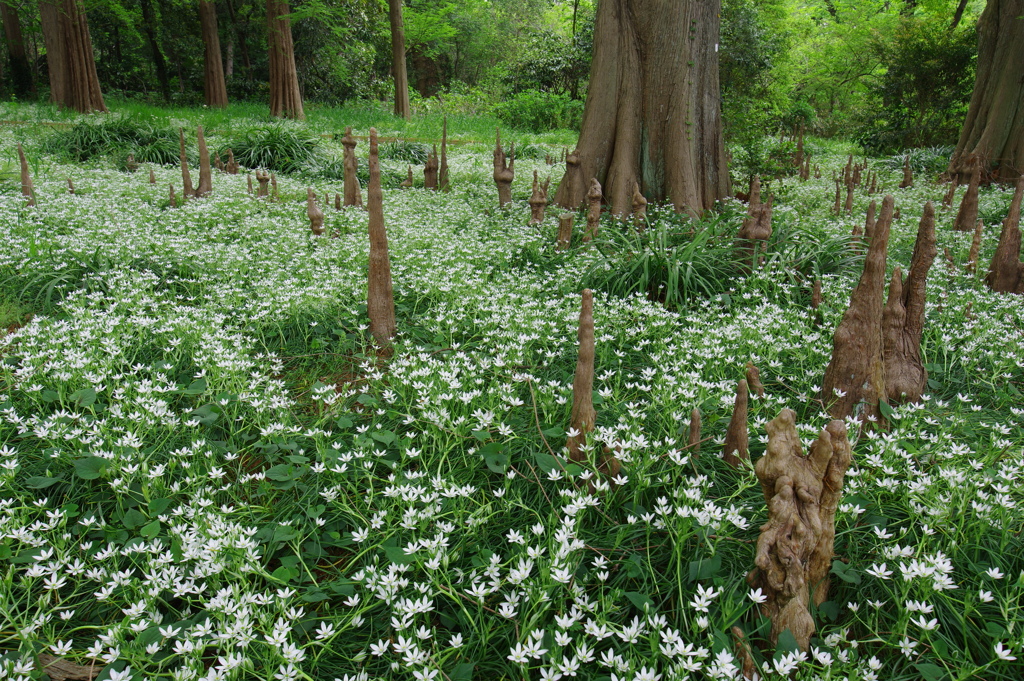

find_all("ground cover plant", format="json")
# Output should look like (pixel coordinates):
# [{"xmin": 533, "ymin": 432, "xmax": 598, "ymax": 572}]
[{"xmin": 0, "ymin": 103, "xmax": 1022, "ymax": 681}]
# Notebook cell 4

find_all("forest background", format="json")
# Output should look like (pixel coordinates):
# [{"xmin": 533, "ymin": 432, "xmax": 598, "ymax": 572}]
[{"xmin": 0, "ymin": 0, "xmax": 983, "ymax": 157}]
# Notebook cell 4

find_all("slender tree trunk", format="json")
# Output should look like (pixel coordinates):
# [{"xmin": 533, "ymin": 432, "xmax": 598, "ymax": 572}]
[
  {"xmin": 950, "ymin": 0, "xmax": 969, "ymax": 29},
  {"xmin": 39, "ymin": 1, "xmax": 67, "ymax": 104},
  {"xmin": 60, "ymin": 0, "xmax": 106, "ymax": 112},
  {"xmin": 138, "ymin": 0, "xmax": 170, "ymax": 103},
  {"xmin": 2, "ymin": 1, "xmax": 34, "ymax": 97},
  {"xmin": 266, "ymin": 0, "xmax": 303, "ymax": 119},
  {"xmin": 947, "ymin": 0, "xmax": 1024, "ymax": 181},
  {"xmin": 553, "ymin": 0, "xmax": 729, "ymax": 215},
  {"xmin": 387, "ymin": 0, "xmax": 411, "ymax": 119},
  {"xmin": 225, "ymin": 0, "xmax": 252, "ymax": 77},
  {"xmin": 200, "ymin": 0, "xmax": 228, "ymax": 107}
]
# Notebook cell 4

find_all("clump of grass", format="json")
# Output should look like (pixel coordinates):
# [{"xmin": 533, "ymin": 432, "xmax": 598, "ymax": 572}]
[
  {"xmin": 379, "ymin": 139, "xmax": 431, "ymax": 164},
  {"xmin": 227, "ymin": 123, "xmax": 321, "ymax": 172},
  {"xmin": 881, "ymin": 145, "xmax": 955, "ymax": 176},
  {"xmin": 43, "ymin": 115, "xmax": 181, "ymax": 165},
  {"xmin": 584, "ymin": 206, "xmax": 742, "ymax": 309}
]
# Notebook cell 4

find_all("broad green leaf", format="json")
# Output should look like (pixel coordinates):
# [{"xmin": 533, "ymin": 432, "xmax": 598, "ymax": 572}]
[
  {"xmin": 74, "ymin": 456, "xmax": 108, "ymax": 480},
  {"xmin": 624, "ymin": 592, "xmax": 653, "ymax": 610},
  {"xmin": 140, "ymin": 520, "xmax": 161, "ymax": 538},
  {"xmin": 184, "ymin": 378, "xmax": 208, "ymax": 395},
  {"xmin": 24, "ymin": 475, "xmax": 63, "ymax": 489},
  {"xmin": 914, "ymin": 663, "xmax": 947, "ymax": 681},
  {"xmin": 688, "ymin": 555, "xmax": 722, "ymax": 581},
  {"xmin": 70, "ymin": 387, "xmax": 97, "ymax": 407}
]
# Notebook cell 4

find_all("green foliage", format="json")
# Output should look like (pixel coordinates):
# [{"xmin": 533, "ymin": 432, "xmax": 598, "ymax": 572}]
[
  {"xmin": 730, "ymin": 128, "xmax": 798, "ymax": 182},
  {"xmin": 880, "ymin": 145, "xmax": 956, "ymax": 177},
  {"xmin": 583, "ymin": 208, "xmax": 742, "ymax": 310},
  {"xmin": 379, "ymin": 140, "xmax": 432, "ymax": 164},
  {"xmin": 493, "ymin": 89, "xmax": 583, "ymax": 133},
  {"xmin": 43, "ymin": 116, "xmax": 182, "ymax": 165},
  {"xmin": 227, "ymin": 124, "xmax": 322, "ymax": 172},
  {"xmin": 859, "ymin": 16, "xmax": 976, "ymax": 153}
]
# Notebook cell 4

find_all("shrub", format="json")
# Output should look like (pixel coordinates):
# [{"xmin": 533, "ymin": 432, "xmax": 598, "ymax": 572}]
[{"xmin": 492, "ymin": 90, "xmax": 583, "ymax": 133}]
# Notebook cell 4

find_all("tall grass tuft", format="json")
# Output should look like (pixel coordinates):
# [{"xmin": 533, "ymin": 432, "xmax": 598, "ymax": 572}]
[
  {"xmin": 43, "ymin": 116, "xmax": 182, "ymax": 165},
  {"xmin": 226, "ymin": 124, "xmax": 321, "ymax": 172}
]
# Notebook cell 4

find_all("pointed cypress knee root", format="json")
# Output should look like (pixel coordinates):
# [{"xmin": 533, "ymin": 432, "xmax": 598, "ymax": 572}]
[
  {"xmin": 567, "ymin": 289, "xmax": 596, "ymax": 463},
  {"xmin": 942, "ymin": 177, "xmax": 959, "ymax": 209},
  {"xmin": 882, "ymin": 202, "xmax": 937, "ymax": 403},
  {"xmin": 493, "ymin": 129, "xmax": 514, "ymax": 207},
  {"xmin": 17, "ymin": 143, "xmax": 34, "ymax": 206},
  {"xmin": 255, "ymin": 170, "xmax": 270, "ymax": 198},
  {"xmin": 899, "ymin": 155, "xmax": 913, "ymax": 189},
  {"xmin": 367, "ymin": 128, "xmax": 396, "ymax": 348},
  {"xmin": 307, "ymin": 188, "xmax": 325, "ymax": 236},
  {"xmin": 179, "ymin": 128, "xmax": 194, "ymax": 199},
  {"xmin": 821, "ymin": 195, "xmax": 893, "ymax": 423},
  {"xmin": 688, "ymin": 408, "xmax": 702, "ymax": 454},
  {"xmin": 439, "ymin": 116, "xmax": 450, "ymax": 191},
  {"xmin": 556, "ymin": 214, "xmax": 574, "ymax": 251},
  {"xmin": 986, "ymin": 174, "xmax": 1024, "ymax": 294},
  {"xmin": 401, "ymin": 167, "xmax": 413, "ymax": 189},
  {"xmin": 149, "ymin": 168, "xmax": 156, "ymax": 184},
  {"xmin": 195, "ymin": 125, "xmax": 213, "ymax": 197},
  {"xmin": 966, "ymin": 220, "xmax": 984, "ymax": 274},
  {"xmin": 529, "ymin": 171, "xmax": 549, "ymax": 224},
  {"xmin": 584, "ymin": 179, "xmax": 602, "ymax": 243},
  {"xmin": 722, "ymin": 379, "xmax": 749, "ymax": 469},
  {"xmin": 169, "ymin": 184, "xmax": 177, "ymax": 208},
  {"xmin": 555, "ymin": 148, "xmax": 585, "ymax": 210},
  {"xmin": 746, "ymin": 362, "xmax": 765, "ymax": 398},
  {"xmin": 342, "ymin": 127, "xmax": 363, "ymax": 208},
  {"xmin": 752, "ymin": 409, "xmax": 852, "ymax": 651},
  {"xmin": 226, "ymin": 149, "xmax": 239, "ymax": 175},
  {"xmin": 423, "ymin": 145, "xmax": 439, "ymax": 190},
  {"xmin": 953, "ymin": 159, "xmax": 981, "ymax": 232},
  {"xmin": 631, "ymin": 181, "xmax": 647, "ymax": 229},
  {"xmin": 67, "ymin": 179, "xmax": 75, "ymax": 195}
]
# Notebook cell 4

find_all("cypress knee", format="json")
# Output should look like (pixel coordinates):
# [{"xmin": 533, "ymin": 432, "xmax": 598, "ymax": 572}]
[{"xmin": 367, "ymin": 128, "xmax": 397, "ymax": 346}]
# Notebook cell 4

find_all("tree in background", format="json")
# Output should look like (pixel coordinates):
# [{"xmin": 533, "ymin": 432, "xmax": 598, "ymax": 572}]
[
  {"xmin": 387, "ymin": 0, "xmax": 411, "ymax": 118},
  {"xmin": 200, "ymin": 0, "xmax": 228, "ymax": 107},
  {"xmin": 948, "ymin": 0, "xmax": 1023, "ymax": 181},
  {"xmin": 42, "ymin": 0, "xmax": 107, "ymax": 112},
  {"xmin": 1, "ymin": 0, "xmax": 34, "ymax": 98},
  {"xmin": 139, "ymin": 0, "xmax": 171, "ymax": 102},
  {"xmin": 555, "ymin": 0, "xmax": 729, "ymax": 215},
  {"xmin": 267, "ymin": 0, "xmax": 303, "ymax": 119}
]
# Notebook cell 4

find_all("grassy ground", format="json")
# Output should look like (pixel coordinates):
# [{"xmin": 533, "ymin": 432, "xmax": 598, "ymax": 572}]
[{"xmin": 0, "ymin": 102, "xmax": 1021, "ymax": 681}]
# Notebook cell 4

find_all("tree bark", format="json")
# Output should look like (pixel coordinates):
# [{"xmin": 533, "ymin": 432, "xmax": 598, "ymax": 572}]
[
  {"xmin": 947, "ymin": 0, "xmax": 1024, "ymax": 181},
  {"xmin": 138, "ymin": 0, "xmax": 170, "ymax": 103},
  {"xmin": 553, "ymin": 0, "xmax": 730, "ymax": 216},
  {"xmin": 39, "ymin": 1, "xmax": 67, "ymax": 105},
  {"xmin": 200, "ymin": 0, "xmax": 228, "ymax": 107},
  {"xmin": 266, "ymin": 0, "xmax": 303, "ymax": 119},
  {"xmin": 2, "ymin": 1, "xmax": 34, "ymax": 97},
  {"xmin": 58, "ymin": 0, "xmax": 106, "ymax": 112},
  {"xmin": 387, "ymin": 0, "xmax": 411, "ymax": 119}
]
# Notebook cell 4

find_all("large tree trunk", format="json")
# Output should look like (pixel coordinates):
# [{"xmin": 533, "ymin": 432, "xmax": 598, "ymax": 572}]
[
  {"xmin": 39, "ymin": 1, "xmax": 67, "ymax": 104},
  {"xmin": 200, "ymin": 0, "xmax": 228, "ymax": 107},
  {"xmin": 553, "ymin": 0, "xmax": 729, "ymax": 215},
  {"xmin": 138, "ymin": 0, "xmax": 170, "ymax": 103},
  {"xmin": 387, "ymin": 0, "xmax": 411, "ymax": 119},
  {"xmin": 947, "ymin": 0, "xmax": 1024, "ymax": 182},
  {"xmin": 266, "ymin": 0, "xmax": 303, "ymax": 119},
  {"xmin": 2, "ymin": 1, "xmax": 34, "ymax": 98},
  {"xmin": 59, "ymin": 0, "xmax": 106, "ymax": 112}
]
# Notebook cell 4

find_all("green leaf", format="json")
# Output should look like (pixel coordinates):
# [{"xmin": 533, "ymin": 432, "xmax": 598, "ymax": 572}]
[
  {"xmin": 371, "ymin": 429, "xmax": 396, "ymax": 445},
  {"xmin": 817, "ymin": 600, "xmax": 840, "ymax": 622},
  {"xmin": 70, "ymin": 387, "xmax": 97, "ymax": 407},
  {"xmin": 533, "ymin": 450, "xmax": 564, "ymax": 475},
  {"xmin": 541, "ymin": 426, "xmax": 564, "ymax": 438},
  {"xmin": 479, "ymin": 442, "xmax": 508, "ymax": 474},
  {"xmin": 383, "ymin": 543, "xmax": 413, "ymax": 565},
  {"xmin": 122, "ymin": 508, "xmax": 146, "ymax": 529},
  {"xmin": 74, "ymin": 456, "xmax": 108, "ymax": 480},
  {"xmin": 40, "ymin": 389, "xmax": 60, "ymax": 403},
  {"xmin": 301, "ymin": 589, "xmax": 330, "ymax": 603},
  {"xmin": 688, "ymin": 555, "xmax": 722, "ymax": 581},
  {"xmin": 914, "ymin": 663, "xmax": 947, "ymax": 681},
  {"xmin": 149, "ymin": 498, "xmax": 172, "ymax": 515},
  {"xmin": 184, "ymin": 378, "xmax": 208, "ymax": 395},
  {"xmin": 24, "ymin": 475, "xmax": 63, "ymax": 489},
  {"xmin": 266, "ymin": 464, "xmax": 305, "ymax": 481},
  {"xmin": 271, "ymin": 566, "xmax": 295, "ymax": 582},
  {"xmin": 624, "ymin": 592, "xmax": 653, "ymax": 611},
  {"xmin": 96, "ymin": 661, "xmax": 130, "ymax": 681},
  {"xmin": 472, "ymin": 430, "xmax": 490, "ymax": 441},
  {"xmin": 335, "ymin": 416, "xmax": 353, "ymax": 429},
  {"xmin": 451, "ymin": 662, "xmax": 475, "ymax": 681},
  {"xmin": 878, "ymin": 399, "xmax": 895, "ymax": 420},
  {"xmin": 830, "ymin": 560, "xmax": 861, "ymax": 584},
  {"xmin": 140, "ymin": 520, "xmax": 161, "ymax": 538},
  {"xmin": 774, "ymin": 629, "xmax": 800, "ymax": 658},
  {"xmin": 189, "ymin": 403, "xmax": 221, "ymax": 425}
]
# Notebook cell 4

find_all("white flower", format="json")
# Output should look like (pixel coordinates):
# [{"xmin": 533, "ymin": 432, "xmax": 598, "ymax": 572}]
[
  {"xmin": 449, "ymin": 633, "xmax": 463, "ymax": 648},
  {"xmin": 866, "ymin": 562, "xmax": 893, "ymax": 579},
  {"xmin": 985, "ymin": 567, "xmax": 1005, "ymax": 579},
  {"xmin": 748, "ymin": 588, "xmax": 767, "ymax": 604},
  {"xmin": 994, "ymin": 642, "xmax": 1016, "ymax": 661}
]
